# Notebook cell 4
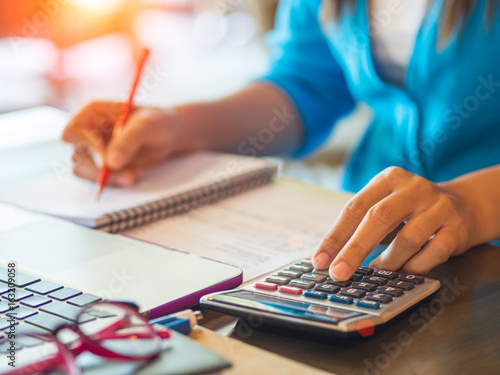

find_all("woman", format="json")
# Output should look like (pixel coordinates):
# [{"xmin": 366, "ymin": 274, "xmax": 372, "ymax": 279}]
[{"xmin": 63, "ymin": 0, "xmax": 500, "ymax": 281}]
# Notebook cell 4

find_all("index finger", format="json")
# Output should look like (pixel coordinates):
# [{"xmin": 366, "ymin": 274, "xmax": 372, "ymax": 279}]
[
  {"xmin": 312, "ymin": 171, "xmax": 393, "ymax": 270},
  {"xmin": 328, "ymin": 191, "xmax": 415, "ymax": 280},
  {"xmin": 62, "ymin": 102, "xmax": 124, "ymax": 149}
]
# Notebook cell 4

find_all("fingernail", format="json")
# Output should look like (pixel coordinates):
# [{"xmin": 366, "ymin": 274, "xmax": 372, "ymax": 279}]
[
  {"xmin": 313, "ymin": 252, "xmax": 330, "ymax": 269},
  {"xmin": 108, "ymin": 150, "xmax": 126, "ymax": 169},
  {"xmin": 330, "ymin": 261, "xmax": 351, "ymax": 281}
]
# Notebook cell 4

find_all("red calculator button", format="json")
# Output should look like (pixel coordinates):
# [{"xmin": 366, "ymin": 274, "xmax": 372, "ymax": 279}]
[
  {"xmin": 255, "ymin": 282, "xmax": 278, "ymax": 291},
  {"xmin": 278, "ymin": 286, "xmax": 303, "ymax": 295}
]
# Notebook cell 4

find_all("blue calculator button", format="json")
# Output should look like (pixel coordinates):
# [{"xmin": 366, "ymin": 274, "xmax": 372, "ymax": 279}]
[
  {"xmin": 329, "ymin": 294, "xmax": 354, "ymax": 304},
  {"xmin": 304, "ymin": 290, "xmax": 327, "ymax": 300},
  {"xmin": 356, "ymin": 299, "xmax": 381, "ymax": 309}
]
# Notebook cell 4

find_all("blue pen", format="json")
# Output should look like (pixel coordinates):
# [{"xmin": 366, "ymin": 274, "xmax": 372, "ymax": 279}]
[{"xmin": 150, "ymin": 309, "xmax": 203, "ymax": 335}]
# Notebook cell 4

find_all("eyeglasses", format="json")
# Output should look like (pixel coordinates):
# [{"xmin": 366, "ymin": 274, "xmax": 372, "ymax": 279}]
[{"xmin": 0, "ymin": 301, "xmax": 170, "ymax": 375}]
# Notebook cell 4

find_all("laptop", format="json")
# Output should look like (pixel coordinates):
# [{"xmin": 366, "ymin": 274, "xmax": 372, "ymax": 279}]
[{"xmin": 0, "ymin": 205, "xmax": 242, "ymax": 321}]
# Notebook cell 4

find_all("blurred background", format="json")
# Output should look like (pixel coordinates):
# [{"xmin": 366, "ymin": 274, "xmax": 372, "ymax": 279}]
[{"xmin": 0, "ymin": 0, "xmax": 369, "ymax": 190}]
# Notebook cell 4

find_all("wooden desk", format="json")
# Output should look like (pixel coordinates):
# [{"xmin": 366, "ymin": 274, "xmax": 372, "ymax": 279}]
[{"xmin": 200, "ymin": 243, "xmax": 500, "ymax": 375}]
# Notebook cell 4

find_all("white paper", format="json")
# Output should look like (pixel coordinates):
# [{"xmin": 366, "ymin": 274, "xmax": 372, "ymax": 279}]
[
  {"xmin": 0, "ymin": 150, "xmax": 274, "ymax": 224},
  {"xmin": 125, "ymin": 179, "xmax": 352, "ymax": 281}
]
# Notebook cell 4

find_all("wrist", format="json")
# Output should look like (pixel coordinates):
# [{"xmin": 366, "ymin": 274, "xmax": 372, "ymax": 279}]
[{"xmin": 440, "ymin": 178, "xmax": 491, "ymax": 247}]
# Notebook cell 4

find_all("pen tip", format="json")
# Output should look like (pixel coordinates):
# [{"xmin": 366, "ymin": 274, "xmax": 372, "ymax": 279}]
[{"xmin": 96, "ymin": 185, "xmax": 104, "ymax": 201}]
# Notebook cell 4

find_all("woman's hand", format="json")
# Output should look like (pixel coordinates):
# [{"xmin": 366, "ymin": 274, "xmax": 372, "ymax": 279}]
[
  {"xmin": 62, "ymin": 101, "xmax": 201, "ymax": 186},
  {"xmin": 312, "ymin": 166, "xmax": 481, "ymax": 280}
]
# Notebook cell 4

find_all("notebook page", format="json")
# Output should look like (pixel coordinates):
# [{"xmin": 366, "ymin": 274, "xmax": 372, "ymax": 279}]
[
  {"xmin": 0, "ymin": 151, "xmax": 274, "ymax": 224},
  {"xmin": 125, "ymin": 178, "xmax": 352, "ymax": 281}
]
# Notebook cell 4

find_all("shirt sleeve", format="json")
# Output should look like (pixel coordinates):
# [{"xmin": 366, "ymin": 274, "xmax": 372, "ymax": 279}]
[{"xmin": 259, "ymin": 0, "xmax": 355, "ymax": 157}]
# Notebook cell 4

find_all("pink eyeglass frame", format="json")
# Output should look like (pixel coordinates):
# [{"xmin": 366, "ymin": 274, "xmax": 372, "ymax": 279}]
[{"xmin": 4, "ymin": 301, "xmax": 171, "ymax": 375}]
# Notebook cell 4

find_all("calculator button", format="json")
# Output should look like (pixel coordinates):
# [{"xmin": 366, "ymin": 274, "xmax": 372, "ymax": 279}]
[
  {"xmin": 356, "ymin": 299, "xmax": 381, "ymax": 310},
  {"xmin": 326, "ymin": 278, "xmax": 351, "ymax": 287},
  {"xmin": 278, "ymin": 286, "xmax": 303, "ymax": 296},
  {"xmin": 388, "ymin": 280, "xmax": 414, "ymax": 290},
  {"xmin": 301, "ymin": 273, "xmax": 327, "ymax": 283},
  {"xmin": 255, "ymin": 282, "xmax": 278, "ymax": 291},
  {"xmin": 300, "ymin": 259, "xmax": 313, "ymax": 266},
  {"xmin": 362, "ymin": 276, "xmax": 387, "ymax": 286},
  {"xmin": 373, "ymin": 270, "xmax": 398, "ymax": 279},
  {"xmin": 304, "ymin": 290, "xmax": 327, "ymax": 300},
  {"xmin": 265, "ymin": 276, "xmax": 291, "ymax": 285},
  {"xmin": 315, "ymin": 284, "xmax": 340, "ymax": 294},
  {"xmin": 289, "ymin": 264, "xmax": 314, "ymax": 273},
  {"xmin": 351, "ymin": 282, "xmax": 377, "ymax": 292},
  {"xmin": 366, "ymin": 293, "xmax": 393, "ymax": 304},
  {"xmin": 278, "ymin": 270, "xmax": 302, "ymax": 279},
  {"xmin": 349, "ymin": 273, "xmax": 363, "ymax": 282},
  {"xmin": 26, "ymin": 281, "xmax": 63, "ymax": 295},
  {"xmin": 356, "ymin": 267, "xmax": 374, "ymax": 276},
  {"xmin": 290, "ymin": 279, "xmax": 315, "ymax": 289},
  {"xmin": 329, "ymin": 294, "xmax": 354, "ymax": 305},
  {"xmin": 377, "ymin": 286, "xmax": 405, "ymax": 297},
  {"xmin": 311, "ymin": 269, "xmax": 330, "ymax": 276},
  {"xmin": 398, "ymin": 274, "xmax": 425, "ymax": 284},
  {"xmin": 340, "ymin": 288, "xmax": 366, "ymax": 299}
]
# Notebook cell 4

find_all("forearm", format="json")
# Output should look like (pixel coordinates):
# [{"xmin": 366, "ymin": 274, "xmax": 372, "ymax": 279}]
[
  {"xmin": 174, "ymin": 82, "xmax": 304, "ymax": 156},
  {"xmin": 441, "ymin": 165, "xmax": 500, "ymax": 245}
]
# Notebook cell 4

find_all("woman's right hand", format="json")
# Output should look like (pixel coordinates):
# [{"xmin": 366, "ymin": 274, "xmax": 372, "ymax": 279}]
[{"xmin": 62, "ymin": 101, "xmax": 198, "ymax": 186}]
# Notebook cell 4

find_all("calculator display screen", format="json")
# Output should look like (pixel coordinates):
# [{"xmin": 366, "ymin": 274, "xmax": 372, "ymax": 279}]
[{"xmin": 221, "ymin": 290, "xmax": 363, "ymax": 324}]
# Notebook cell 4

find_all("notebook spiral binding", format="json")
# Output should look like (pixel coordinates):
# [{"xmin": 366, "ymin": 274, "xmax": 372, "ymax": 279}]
[{"xmin": 99, "ymin": 166, "xmax": 277, "ymax": 233}]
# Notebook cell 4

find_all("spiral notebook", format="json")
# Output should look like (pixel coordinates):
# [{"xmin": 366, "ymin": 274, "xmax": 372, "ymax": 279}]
[{"xmin": 0, "ymin": 151, "xmax": 277, "ymax": 233}]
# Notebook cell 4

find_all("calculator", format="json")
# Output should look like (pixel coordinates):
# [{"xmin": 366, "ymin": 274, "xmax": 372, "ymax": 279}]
[{"xmin": 200, "ymin": 259, "xmax": 441, "ymax": 337}]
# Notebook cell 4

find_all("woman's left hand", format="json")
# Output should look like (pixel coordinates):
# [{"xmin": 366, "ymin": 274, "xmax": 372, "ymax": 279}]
[{"xmin": 312, "ymin": 166, "xmax": 479, "ymax": 280}]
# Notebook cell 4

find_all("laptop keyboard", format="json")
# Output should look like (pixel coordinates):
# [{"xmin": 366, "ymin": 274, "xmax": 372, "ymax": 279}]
[{"xmin": 0, "ymin": 266, "xmax": 102, "ymax": 338}]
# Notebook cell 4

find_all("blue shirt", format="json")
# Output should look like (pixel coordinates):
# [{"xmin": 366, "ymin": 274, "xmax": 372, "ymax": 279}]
[{"xmin": 261, "ymin": 0, "xmax": 500, "ymax": 192}]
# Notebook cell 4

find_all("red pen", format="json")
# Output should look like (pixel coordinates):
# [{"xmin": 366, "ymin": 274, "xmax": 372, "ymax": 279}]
[{"xmin": 96, "ymin": 47, "xmax": 150, "ymax": 200}]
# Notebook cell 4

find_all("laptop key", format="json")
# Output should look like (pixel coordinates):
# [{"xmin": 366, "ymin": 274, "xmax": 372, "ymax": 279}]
[
  {"xmin": 13, "ymin": 289, "xmax": 34, "ymax": 301},
  {"xmin": 0, "ymin": 317, "xmax": 17, "ymax": 330},
  {"xmin": 21, "ymin": 295, "xmax": 52, "ymax": 308},
  {"xmin": 6, "ymin": 307, "xmax": 38, "ymax": 320},
  {"xmin": 26, "ymin": 281, "xmax": 63, "ymax": 295},
  {"xmin": 25, "ymin": 312, "xmax": 68, "ymax": 332},
  {"xmin": 0, "ymin": 271, "xmax": 40, "ymax": 287},
  {"xmin": 48, "ymin": 287, "xmax": 82, "ymax": 301},
  {"xmin": 0, "ymin": 284, "xmax": 10, "ymax": 294},
  {"xmin": 40, "ymin": 301, "xmax": 82, "ymax": 322},
  {"xmin": 67, "ymin": 294, "xmax": 102, "ymax": 308},
  {"xmin": 0, "ymin": 301, "xmax": 18, "ymax": 313}
]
